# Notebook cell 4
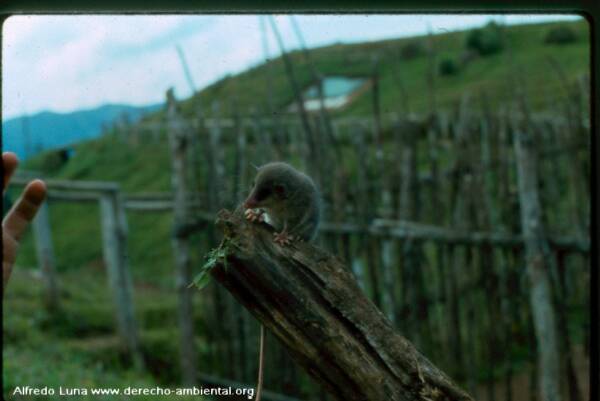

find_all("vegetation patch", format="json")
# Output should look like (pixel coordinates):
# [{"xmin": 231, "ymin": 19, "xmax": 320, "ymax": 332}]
[
  {"xmin": 438, "ymin": 57, "xmax": 460, "ymax": 76},
  {"xmin": 544, "ymin": 25, "xmax": 578, "ymax": 45},
  {"xmin": 465, "ymin": 21, "xmax": 504, "ymax": 57}
]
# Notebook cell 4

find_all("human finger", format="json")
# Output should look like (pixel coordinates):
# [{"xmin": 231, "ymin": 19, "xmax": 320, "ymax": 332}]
[
  {"xmin": 2, "ymin": 152, "xmax": 19, "ymax": 194},
  {"xmin": 2, "ymin": 179, "xmax": 47, "ymax": 242}
]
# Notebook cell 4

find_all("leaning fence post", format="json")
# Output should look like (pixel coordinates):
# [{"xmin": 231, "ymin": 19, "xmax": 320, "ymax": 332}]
[
  {"xmin": 166, "ymin": 88, "xmax": 198, "ymax": 386},
  {"xmin": 32, "ymin": 201, "xmax": 59, "ymax": 312},
  {"xmin": 99, "ymin": 190, "xmax": 144, "ymax": 370},
  {"xmin": 512, "ymin": 120, "xmax": 562, "ymax": 401}
]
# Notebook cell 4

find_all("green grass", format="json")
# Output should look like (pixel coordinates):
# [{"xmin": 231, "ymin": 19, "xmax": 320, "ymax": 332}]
[
  {"xmin": 11, "ymin": 131, "xmax": 176, "ymax": 284},
  {"xmin": 3, "ymin": 269, "xmax": 212, "ymax": 400}
]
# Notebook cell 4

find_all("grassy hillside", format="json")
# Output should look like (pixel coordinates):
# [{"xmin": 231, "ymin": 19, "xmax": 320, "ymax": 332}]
[
  {"xmin": 169, "ymin": 18, "xmax": 589, "ymax": 119},
  {"xmin": 4, "ymin": 18, "xmax": 590, "ymax": 398}
]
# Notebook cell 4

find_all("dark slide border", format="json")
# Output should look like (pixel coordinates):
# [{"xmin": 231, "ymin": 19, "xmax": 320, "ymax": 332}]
[{"xmin": 0, "ymin": 2, "xmax": 597, "ymax": 401}]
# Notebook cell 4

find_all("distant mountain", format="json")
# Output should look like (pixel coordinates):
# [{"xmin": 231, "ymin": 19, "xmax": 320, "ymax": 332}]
[{"xmin": 2, "ymin": 103, "xmax": 163, "ymax": 160}]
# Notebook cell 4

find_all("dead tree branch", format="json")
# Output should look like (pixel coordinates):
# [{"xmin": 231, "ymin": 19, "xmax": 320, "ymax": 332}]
[{"xmin": 209, "ymin": 209, "xmax": 475, "ymax": 401}]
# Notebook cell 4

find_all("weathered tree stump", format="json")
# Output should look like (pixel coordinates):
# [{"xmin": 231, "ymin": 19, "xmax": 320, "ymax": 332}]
[{"xmin": 210, "ymin": 209, "xmax": 475, "ymax": 401}]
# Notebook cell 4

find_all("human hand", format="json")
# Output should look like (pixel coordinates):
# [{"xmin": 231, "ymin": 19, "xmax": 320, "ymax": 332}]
[{"xmin": 2, "ymin": 152, "xmax": 47, "ymax": 292}]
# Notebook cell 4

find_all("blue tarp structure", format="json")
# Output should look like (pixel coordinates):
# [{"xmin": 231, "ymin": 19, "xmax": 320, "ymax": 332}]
[
  {"xmin": 303, "ymin": 76, "xmax": 366, "ymax": 99},
  {"xmin": 288, "ymin": 75, "xmax": 368, "ymax": 111}
]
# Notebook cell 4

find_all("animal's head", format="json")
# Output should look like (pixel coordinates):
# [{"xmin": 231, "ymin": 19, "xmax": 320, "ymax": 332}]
[{"xmin": 243, "ymin": 162, "xmax": 294, "ymax": 210}]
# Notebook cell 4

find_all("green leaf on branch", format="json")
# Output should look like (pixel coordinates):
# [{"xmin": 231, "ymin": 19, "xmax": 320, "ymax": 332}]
[{"xmin": 189, "ymin": 238, "xmax": 232, "ymax": 290}]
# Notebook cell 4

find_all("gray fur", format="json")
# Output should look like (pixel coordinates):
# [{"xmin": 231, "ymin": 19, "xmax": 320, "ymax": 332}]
[{"xmin": 245, "ymin": 162, "xmax": 321, "ymax": 241}]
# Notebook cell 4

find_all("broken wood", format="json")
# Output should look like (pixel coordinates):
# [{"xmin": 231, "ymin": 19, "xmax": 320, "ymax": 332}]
[{"xmin": 210, "ymin": 209, "xmax": 475, "ymax": 401}]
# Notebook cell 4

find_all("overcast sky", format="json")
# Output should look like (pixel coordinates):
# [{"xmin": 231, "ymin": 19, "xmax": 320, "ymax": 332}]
[{"xmin": 2, "ymin": 13, "xmax": 582, "ymax": 120}]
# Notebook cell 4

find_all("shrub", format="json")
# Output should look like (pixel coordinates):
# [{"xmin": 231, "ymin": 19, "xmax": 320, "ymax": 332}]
[
  {"xmin": 438, "ymin": 57, "xmax": 459, "ymax": 76},
  {"xmin": 400, "ymin": 41, "xmax": 425, "ymax": 60},
  {"xmin": 465, "ymin": 21, "xmax": 504, "ymax": 56},
  {"xmin": 544, "ymin": 26, "xmax": 577, "ymax": 45},
  {"xmin": 35, "ymin": 149, "xmax": 68, "ymax": 173}
]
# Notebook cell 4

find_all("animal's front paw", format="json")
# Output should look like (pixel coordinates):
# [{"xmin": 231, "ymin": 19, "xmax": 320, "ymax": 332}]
[
  {"xmin": 273, "ymin": 231, "xmax": 295, "ymax": 246},
  {"xmin": 244, "ymin": 208, "xmax": 265, "ymax": 223}
]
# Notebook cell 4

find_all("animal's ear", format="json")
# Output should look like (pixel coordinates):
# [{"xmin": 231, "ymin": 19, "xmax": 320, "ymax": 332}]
[{"xmin": 250, "ymin": 163, "xmax": 259, "ymax": 171}]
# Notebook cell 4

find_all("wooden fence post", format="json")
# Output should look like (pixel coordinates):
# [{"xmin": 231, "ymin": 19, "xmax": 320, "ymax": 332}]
[
  {"xmin": 512, "ymin": 122, "xmax": 562, "ymax": 401},
  {"xmin": 166, "ymin": 88, "xmax": 198, "ymax": 385},
  {"xmin": 267, "ymin": 16, "xmax": 320, "ymax": 184},
  {"xmin": 210, "ymin": 101, "xmax": 226, "ymax": 206},
  {"xmin": 32, "ymin": 201, "xmax": 59, "ymax": 312},
  {"xmin": 380, "ymin": 237, "xmax": 398, "ymax": 325},
  {"xmin": 233, "ymin": 103, "xmax": 248, "ymax": 205},
  {"xmin": 397, "ymin": 120, "xmax": 430, "ymax": 349},
  {"xmin": 99, "ymin": 190, "xmax": 144, "ymax": 370}
]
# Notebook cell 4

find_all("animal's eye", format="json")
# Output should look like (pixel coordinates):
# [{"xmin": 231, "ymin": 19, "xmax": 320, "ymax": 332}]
[{"xmin": 274, "ymin": 184, "xmax": 286, "ymax": 196}]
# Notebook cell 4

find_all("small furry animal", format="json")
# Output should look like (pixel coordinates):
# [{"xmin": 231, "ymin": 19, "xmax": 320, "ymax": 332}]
[
  {"xmin": 243, "ymin": 162, "xmax": 321, "ymax": 401},
  {"xmin": 243, "ymin": 162, "xmax": 321, "ymax": 245}
]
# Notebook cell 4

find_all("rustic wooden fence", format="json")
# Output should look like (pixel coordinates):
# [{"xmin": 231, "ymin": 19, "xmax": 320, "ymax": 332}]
[
  {"xmin": 12, "ymin": 78, "xmax": 590, "ymax": 400},
  {"xmin": 160, "ymin": 81, "xmax": 589, "ymax": 401}
]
